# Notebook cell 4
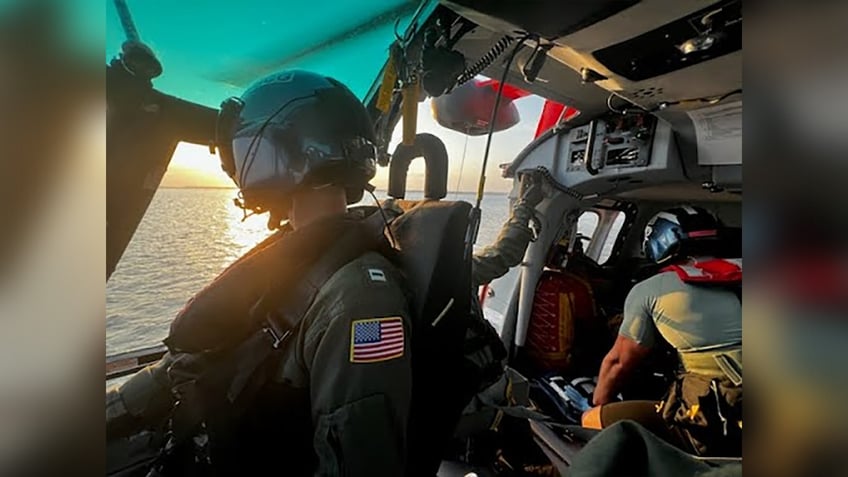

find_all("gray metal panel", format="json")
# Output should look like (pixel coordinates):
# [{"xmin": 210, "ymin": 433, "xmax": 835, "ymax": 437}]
[
  {"xmin": 513, "ymin": 117, "xmax": 686, "ymax": 197},
  {"xmin": 712, "ymin": 165, "xmax": 743, "ymax": 190}
]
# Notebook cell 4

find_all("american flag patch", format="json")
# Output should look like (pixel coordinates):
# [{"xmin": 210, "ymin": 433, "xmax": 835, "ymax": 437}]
[{"xmin": 350, "ymin": 317, "xmax": 405, "ymax": 363}]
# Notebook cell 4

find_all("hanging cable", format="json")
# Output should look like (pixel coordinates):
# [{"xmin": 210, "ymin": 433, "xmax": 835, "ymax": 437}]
[
  {"xmin": 607, "ymin": 92, "xmax": 647, "ymax": 115},
  {"xmin": 475, "ymin": 33, "xmax": 533, "ymax": 211},
  {"xmin": 368, "ymin": 188, "xmax": 398, "ymax": 247},
  {"xmin": 653, "ymin": 88, "xmax": 742, "ymax": 111},
  {"xmin": 453, "ymin": 130, "xmax": 470, "ymax": 198},
  {"xmin": 465, "ymin": 33, "xmax": 532, "ymax": 247}
]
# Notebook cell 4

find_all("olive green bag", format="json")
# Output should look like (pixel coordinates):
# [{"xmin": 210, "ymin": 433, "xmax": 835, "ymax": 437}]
[{"xmin": 659, "ymin": 373, "xmax": 742, "ymax": 456}]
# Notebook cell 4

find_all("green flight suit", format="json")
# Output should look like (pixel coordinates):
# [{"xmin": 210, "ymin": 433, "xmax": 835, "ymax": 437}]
[
  {"xmin": 471, "ymin": 201, "xmax": 537, "ymax": 287},
  {"xmin": 107, "ymin": 218, "xmax": 412, "ymax": 476},
  {"xmin": 278, "ymin": 250, "xmax": 412, "ymax": 476}
]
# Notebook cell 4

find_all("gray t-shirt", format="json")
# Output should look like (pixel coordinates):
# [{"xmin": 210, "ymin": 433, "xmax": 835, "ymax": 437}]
[{"xmin": 619, "ymin": 271, "xmax": 742, "ymax": 357}]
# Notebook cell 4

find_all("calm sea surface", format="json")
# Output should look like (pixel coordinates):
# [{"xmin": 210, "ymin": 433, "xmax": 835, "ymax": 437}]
[{"xmin": 106, "ymin": 188, "xmax": 512, "ymax": 355}]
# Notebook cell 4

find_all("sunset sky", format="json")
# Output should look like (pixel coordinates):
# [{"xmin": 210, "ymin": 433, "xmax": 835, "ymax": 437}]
[{"xmin": 161, "ymin": 94, "xmax": 547, "ymax": 193}]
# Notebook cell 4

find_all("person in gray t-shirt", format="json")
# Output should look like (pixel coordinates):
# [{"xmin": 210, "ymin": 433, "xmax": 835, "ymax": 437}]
[
  {"xmin": 582, "ymin": 206, "xmax": 742, "ymax": 457},
  {"xmin": 617, "ymin": 270, "xmax": 741, "ymax": 375}
]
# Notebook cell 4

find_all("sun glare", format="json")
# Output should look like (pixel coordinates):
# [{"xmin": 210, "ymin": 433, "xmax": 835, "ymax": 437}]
[{"xmin": 161, "ymin": 142, "xmax": 234, "ymax": 188}]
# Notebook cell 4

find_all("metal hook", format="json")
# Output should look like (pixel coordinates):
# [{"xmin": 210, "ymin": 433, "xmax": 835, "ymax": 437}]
[
  {"xmin": 393, "ymin": 17, "xmax": 405, "ymax": 43},
  {"xmin": 394, "ymin": 17, "xmax": 416, "ymax": 45}
]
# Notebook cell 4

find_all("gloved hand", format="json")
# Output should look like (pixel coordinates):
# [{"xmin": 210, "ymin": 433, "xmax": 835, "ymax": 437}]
[
  {"xmin": 107, "ymin": 353, "xmax": 177, "ymax": 439},
  {"xmin": 517, "ymin": 171, "xmax": 544, "ymax": 207}
]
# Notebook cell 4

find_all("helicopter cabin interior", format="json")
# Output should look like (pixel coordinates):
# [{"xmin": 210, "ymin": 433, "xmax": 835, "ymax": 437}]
[
  {"xmin": 106, "ymin": 0, "xmax": 742, "ymax": 472},
  {"xmin": 411, "ymin": 0, "xmax": 743, "ymax": 462},
  {"xmin": 384, "ymin": 1, "xmax": 744, "ymax": 366}
]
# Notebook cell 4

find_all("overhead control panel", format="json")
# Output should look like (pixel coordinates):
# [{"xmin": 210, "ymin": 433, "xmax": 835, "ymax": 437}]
[
  {"xmin": 566, "ymin": 113, "xmax": 657, "ymax": 173},
  {"xmin": 592, "ymin": 0, "xmax": 742, "ymax": 82},
  {"xmin": 444, "ymin": 0, "xmax": 639, "ymax": 40}
]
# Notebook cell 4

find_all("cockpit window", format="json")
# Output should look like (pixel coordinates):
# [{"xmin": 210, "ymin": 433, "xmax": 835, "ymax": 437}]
[
  {"xmin": 575, "ymin": 208, "xmax": 626, "ymax": 264},
  {"xmin": 577, "ymin": 211, "xmax": 600, "ymax": 244},
  {"xmin": 598, "ymin": 211, "xmax": 626, "ymax": 264}
]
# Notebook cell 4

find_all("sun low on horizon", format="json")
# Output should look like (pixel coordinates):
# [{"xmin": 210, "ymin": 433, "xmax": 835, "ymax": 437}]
[
  {"xmin": 160, "ymin": 143, "xmax": 235, "ymax": 189},
  {"xmin": 161, "ymin": 143, "xmax": 398, "ymax": 190},
  {"xmin": 161, "ymin": 95, "xmax": 546, "ymax": 193}
]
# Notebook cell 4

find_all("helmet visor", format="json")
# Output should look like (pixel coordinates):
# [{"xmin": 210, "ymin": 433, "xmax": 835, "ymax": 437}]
[{"xmin": 232, "ymin": 124, "xmax": 376, "ymax": 201}]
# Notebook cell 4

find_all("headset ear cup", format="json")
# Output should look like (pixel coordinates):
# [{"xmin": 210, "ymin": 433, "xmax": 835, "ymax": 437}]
[
  {"xmin": 343, "ymin": 139, "xmax": 375, "ymax": 189},
  {"xmin": 219, "ymin": 143, "xmax": 236, "ymax": 179},
  {"xmin": 216, "ymin": 97, "xmax": 244, "ymax": 181}
]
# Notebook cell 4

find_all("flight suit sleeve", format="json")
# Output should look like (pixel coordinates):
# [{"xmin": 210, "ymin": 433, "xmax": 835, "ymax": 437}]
[
  {"xmin": 472, "ymin": 202, "xmax": 536, "ymax": 287},
  {"xmin": 106, "ymin": 352, "xmax": 176, "ymax": 439},
  {"xmin": 618, "ymin": 282, "xmax": 659, "ymax": 348},
  {"xmin": 303, "ymin": 287, "xmax": 412, "ymax": 476}
]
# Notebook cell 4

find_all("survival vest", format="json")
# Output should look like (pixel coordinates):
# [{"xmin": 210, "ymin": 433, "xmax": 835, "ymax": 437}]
[
  {"xmin": 662, "ymin": 258, "xmax": 742, "ymax": 285},
  {"xmin": 663, "ymin": 258, "xmax": 742, "ymax": 302},
  {"xmin": 146, "ymin": 211, "xmax": 391, "ymax": 476},
  {"xmin": 138, "ymin": 202, "xmax": 502, "ymax": 477}
]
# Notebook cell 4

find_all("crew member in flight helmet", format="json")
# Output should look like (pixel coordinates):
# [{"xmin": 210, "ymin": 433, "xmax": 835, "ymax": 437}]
[{"xmin": 107, "ymin": 70, "xmax": 412, "ymax": 476}]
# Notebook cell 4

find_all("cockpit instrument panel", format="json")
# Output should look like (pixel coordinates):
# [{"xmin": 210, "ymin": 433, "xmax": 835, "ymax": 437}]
[{"xmin": 566, "ymin": 113, "xmax": 656, "ymax": 173}]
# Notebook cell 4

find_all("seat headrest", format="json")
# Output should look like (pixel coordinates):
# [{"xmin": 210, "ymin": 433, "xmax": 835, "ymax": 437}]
[{"xmin": 389, "ymin": 200, "xmax": 473, "ymax": 320}]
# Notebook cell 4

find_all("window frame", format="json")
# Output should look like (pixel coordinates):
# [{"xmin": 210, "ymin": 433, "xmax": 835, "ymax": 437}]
[
  {"xmin": 571, "ymin": 209, "xmax": 600, "ymax": 256},
  {"xmin": 573, "ymin": 202, "xmax": 637, "ymax": 265}
]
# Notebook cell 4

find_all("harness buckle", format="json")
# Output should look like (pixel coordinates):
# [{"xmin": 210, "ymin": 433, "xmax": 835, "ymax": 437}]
[
  {"xmin": 263, "ymin": 317, "xmax": 292, "ymax": 349},
  {"xmin": 710, "ymin": 379, "xmax": 729, "ymax": 436}
]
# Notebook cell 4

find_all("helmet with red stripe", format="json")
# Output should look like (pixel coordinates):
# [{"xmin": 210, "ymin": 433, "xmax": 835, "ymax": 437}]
[{"xmin": 643, "ymin": 206, "xmax": 723, "ymax": 263}]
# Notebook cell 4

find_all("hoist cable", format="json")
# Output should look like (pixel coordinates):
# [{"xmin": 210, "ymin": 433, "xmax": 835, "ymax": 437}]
[
  {"xmin": 453, "ymin": 130, "xmax": 470, "ymax": 198},
  {"xmin": 474, "ymin": 33, "xmax": 532, "ymax": 210}
]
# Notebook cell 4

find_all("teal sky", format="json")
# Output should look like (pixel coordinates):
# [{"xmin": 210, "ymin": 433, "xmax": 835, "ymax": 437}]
[
  {"xmin": 106, "ymin": 0, "xmax": 429, "ymax": 104},
  {"xmin": 108, "ymin": 0, "xmax": 549, "ymax": 193}
]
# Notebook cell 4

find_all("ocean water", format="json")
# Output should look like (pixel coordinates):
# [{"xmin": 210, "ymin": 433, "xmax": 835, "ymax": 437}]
[{"xmin": 106, "ymin": 188, "xmax": 512, "ymax": 355}]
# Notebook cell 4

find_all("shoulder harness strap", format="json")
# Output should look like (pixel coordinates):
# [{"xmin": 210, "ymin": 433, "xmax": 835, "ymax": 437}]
[
  {"xmin": 229, "ymin": 223, "xmax": 384, "ymax": 400},
  {"xmin": 266, "ymin": 229, "xmax": 376, "ymax": 344},
  {"xmin": 153, "ymin": 220, "xmax": 388, "ymax": 473}
]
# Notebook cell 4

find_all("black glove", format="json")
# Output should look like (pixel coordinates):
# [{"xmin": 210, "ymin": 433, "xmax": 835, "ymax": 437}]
[{"xmin": 518, "ymin": 171, "xmax": 544, "ymax": 207}]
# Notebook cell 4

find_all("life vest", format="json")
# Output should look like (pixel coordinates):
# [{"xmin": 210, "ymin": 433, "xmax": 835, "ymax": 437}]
[
  {"xmin": 166, "ymin": 212, "xmax": 387, "ymax": 353},
  {"xmin": 662, "ymin": 258, "xmax": 742, "ymax": 286},
  {"xmin": 139, "ymin": 202, "xmax": 499, "ymax": 477},
  {"xmin": 141, "ymin": 212, "xmax": 391, "ymax": 476}
]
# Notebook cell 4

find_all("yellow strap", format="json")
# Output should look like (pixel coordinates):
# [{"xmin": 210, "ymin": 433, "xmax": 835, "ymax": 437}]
[
  {"xmin": 490, "ymin": 409, "xmax": 504, "ymax": 431},
  {"xmin": 376, "ymin": 56, "xmax": 397, "ymax": 114},
  {"xmin": 687, "ymin": 403, "xmax": 701, "ymax": 421},
  {"xmin": 505, "ymin": 377, "xmax": 515, "ymax": 405},
  {"xmin": 401, "ymin": 80, "xmax": 419, "ymax": 145}
]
